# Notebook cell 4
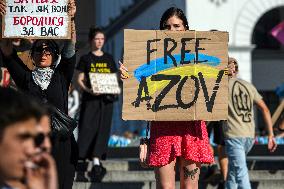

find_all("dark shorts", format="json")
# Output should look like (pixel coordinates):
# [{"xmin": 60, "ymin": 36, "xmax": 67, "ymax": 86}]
[{"xmin": 206, "ymin": 121, "xmax": 226, "ymax": 146}]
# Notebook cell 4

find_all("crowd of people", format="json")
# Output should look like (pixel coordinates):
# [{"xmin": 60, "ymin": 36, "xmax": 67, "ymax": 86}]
[{"xmin": 0, "ymin": 1, "xmax": 282, "ymax": 189}]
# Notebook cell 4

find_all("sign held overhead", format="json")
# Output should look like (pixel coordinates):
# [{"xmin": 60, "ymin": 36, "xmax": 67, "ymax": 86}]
[{"xmin": 2, "ymin": 0, "xmax": 71, "ymax": 39}]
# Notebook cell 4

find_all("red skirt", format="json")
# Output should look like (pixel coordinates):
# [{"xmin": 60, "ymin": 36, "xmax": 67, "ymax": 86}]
[{"xmin": 149, "ymin": 121, "xmax": 214, "ymax": 167}]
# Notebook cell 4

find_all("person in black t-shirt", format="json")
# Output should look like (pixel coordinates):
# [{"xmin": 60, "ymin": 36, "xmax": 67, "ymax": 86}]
[{"xmin": 76, "ymin": 27, "xmax": 118, "ymax": 180}]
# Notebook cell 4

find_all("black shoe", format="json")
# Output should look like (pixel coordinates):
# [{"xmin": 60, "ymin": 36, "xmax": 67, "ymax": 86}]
[
  {"xmin": 217, "ymin": 181, "xmax": 225, "ymax": 189},
  {"xmin": 88, "ymin": 164, "xmax": 107, "ymax": 182}
]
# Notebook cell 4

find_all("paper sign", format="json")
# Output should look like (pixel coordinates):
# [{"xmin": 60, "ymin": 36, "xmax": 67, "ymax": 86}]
[
  {"xmin": 2, "ymin": 0, "xmax": 71, "ymax": 39},
  {"xmin": 89, "ymin": 73, "xmax": 121, "ymax": 94},
  {"xmin": 123, "ymin": 30, "xmax": 229, "ymax": 121}
]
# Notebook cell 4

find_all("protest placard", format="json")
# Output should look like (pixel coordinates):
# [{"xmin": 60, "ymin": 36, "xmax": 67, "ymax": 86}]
[
  {"xmin": 2, "ymin": 0, "xmax": 71, "ymax": 38},
  {"xmin": 123, "ymin": 30, "xmax": 229, "ymax": 121},
  {"xmin": 89, "ymin": 73, "xmax": 121, "ymax": 94}
]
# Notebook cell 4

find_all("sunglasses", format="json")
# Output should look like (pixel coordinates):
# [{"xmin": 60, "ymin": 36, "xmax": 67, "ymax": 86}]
[
  {"xmin": 33, "ymin": 47, "xmax": 54, "ymax": 56},
  {"xmin": 34, "ymin": 133, "xmax": 52, "ymax": 147}
]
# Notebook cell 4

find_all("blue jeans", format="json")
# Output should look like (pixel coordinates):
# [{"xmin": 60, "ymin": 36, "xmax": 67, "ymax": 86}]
[{"xmin": 225, "ymin": 138, "xmax": 254, "ymax": 189}]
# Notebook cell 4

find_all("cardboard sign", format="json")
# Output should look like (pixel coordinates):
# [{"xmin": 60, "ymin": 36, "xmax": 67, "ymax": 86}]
[
  {"xmin": 2, "ymin": 0, "xmax": 71, "ymax": 39},
  {"xmin": 123, "ymin": 30, "xmax": 229, "ymax": 121},
  {"xmin": 89, "ymin": 73, "xmax": 121, "ymax": 94}
]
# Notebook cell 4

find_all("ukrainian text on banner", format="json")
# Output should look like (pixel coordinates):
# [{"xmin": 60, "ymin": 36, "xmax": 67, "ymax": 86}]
[
  {"xmin": 123, "ymin": 30, "xmax": 229, "ymax": 121},
  {"xmin": 2, "ymin": 0, "xmax": 71, "ymax": 39}
]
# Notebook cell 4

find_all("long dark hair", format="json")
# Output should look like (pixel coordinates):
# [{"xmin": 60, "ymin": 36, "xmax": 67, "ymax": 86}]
[
  {"xmin": 88, "ymin": 27, "xmax": 104, "ymax": 42},
  {"xmin": 159, "ymin": 7, "xmax": 189, "ymax": 30}
]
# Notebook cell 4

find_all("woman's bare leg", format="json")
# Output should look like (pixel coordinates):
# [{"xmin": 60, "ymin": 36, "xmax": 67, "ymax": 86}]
[
  {"xmin": 154, "ymin": 159, "xmax": 176, "ymax": 189},
  {"xmin": 180, "ymin": 158, "xmax": 201, "ymax": 189}
]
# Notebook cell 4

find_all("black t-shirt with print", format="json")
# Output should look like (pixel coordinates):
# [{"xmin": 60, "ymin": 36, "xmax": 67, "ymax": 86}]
[{"xmin": 76, "ymin": 52, "xmax": 118, "ymax": 89}]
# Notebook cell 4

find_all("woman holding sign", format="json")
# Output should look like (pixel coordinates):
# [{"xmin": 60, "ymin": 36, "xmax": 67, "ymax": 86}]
[
  {"xmin": 1, "ymin": 40, "xmax": 77, "ymax": 189},
  {"xmin": 76, "ymin": 27, "xmax": 119, "ymax": 181},
  {"xmin": 120, "ymin": 7, "xmax": 214, "ymax": 189},
  {"xmin": 0, "ymin": 1, "xmax": 78, "ymax": 189}
]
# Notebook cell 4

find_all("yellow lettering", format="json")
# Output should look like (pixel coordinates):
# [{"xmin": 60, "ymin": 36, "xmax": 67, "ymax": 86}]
[{"xmin": 95, "ymin": 63, "xmax": 108, "ymax": 68}]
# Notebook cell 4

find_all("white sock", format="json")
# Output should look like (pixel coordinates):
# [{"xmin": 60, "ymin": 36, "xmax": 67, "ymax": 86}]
[{"xmin": 93, "ymin": 158, "xmax": 100, "ymax": 165}]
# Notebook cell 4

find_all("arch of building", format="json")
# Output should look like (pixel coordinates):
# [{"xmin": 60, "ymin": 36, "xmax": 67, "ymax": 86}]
[
  {"xmin": 230, "ymin": 0, "xmax": 284, "ymax": 82},
  {"xmin": 234, "ymin": 0, "xmax": 284, "ymax": 46}
]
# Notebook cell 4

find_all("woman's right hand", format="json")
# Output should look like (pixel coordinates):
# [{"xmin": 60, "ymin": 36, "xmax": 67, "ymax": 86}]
[
  {"xmin": 119, "ymin": 61, "xmax": 129, "ymax": 79},
  {"xmin": 0, "ymin": 0, "xmax": 6, "ymax": 16}
]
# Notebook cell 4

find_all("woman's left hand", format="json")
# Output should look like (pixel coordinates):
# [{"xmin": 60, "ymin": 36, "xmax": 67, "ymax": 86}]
[
  {"xmin": 68, "ymin": 0, "xmax": 76, "ymax": 43},
  {"xmin": 227, "ymin": 62, "xmax": 235, "ymax": 78}
]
